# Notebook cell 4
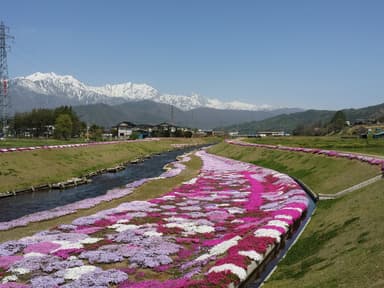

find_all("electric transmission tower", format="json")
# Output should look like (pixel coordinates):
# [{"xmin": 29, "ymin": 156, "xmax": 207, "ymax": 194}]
[{"xmin": 0, "ymin": 21, "xmax": 13, "ymax": 137}]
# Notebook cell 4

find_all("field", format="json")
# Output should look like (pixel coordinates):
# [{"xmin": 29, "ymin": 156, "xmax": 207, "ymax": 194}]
[
  {"xmin": 244, "ymin": 136, "xmax": 384, "ymax": 157},
  {"xmin": 0, "ymin": 138, "xmax": 211, "ymax": 193},
  {"xmin": 209, "ymin": 140, "xmax": 384, "ymax": 288}
]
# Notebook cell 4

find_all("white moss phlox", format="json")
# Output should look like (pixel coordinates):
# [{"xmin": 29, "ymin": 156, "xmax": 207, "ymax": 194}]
[
  {"xmin": 209, "ymin": 263, "xmax": 247, "ymax": 281},
  {"xmin": 195, "ymin": 236, "xmax": 242, "ymax": 262},
  {"xmin": 80, "ymin": 237, "xmax": 103, "ymax": 244},
  {"xmin": 63, "ymin": 265, "xmax": 98, "ymax": 280},
  {"xmin": 108, "ymin": 223, "xmax": 138, "ymax": 232},
  {"xmin": 2, "ymin": 275, "xmax": 18, "ymax": 283},
  {"xmin": 254, "ymin": 228, "xmax": 282, "ymax": 243},
  {"xmin": 238, "ymin": 250, "xmax": 264, "ymax": 262}
]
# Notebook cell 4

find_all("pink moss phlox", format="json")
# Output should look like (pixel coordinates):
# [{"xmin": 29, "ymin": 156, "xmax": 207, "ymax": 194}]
[
  {"xmin": 53, "ymin": 248, "xmax": 85, "ymax": 259},
  {"xmin": 119, "ymin": 278, "xmax": 193, "ymax": 288},
  {"xmin": 178, "ymin": 248, "xmax": 194, "ymax": 259},
  {"xmin": 93, "ymin": 218, "xmax": 115, "ymax": 227},
  {"xmin": 242, "ymin": 171, "xmax": 264, "ymax": 211},
  {"xmin": 0, "ymin": 255, "xmax": 23, "ymax": 269},
  {"xmin": 215, "ymin": 252, "xmax": 249, "ymax": 269},
  {"xmin": 154, "ymin": 264, "xmax": 172, "ymax": 272},
  {"xmin": 204, "ymin": 270, "xmax": 240, "ymax": 287},
  {"xmin": 175, "ymin": 238, "xmax": 200, "ymax": 244},
  {"xmin": 202, "ymin": 233, "xmax": 238, "ymax": 247},
  {"xmin": 23, "ymin": 241, "xmax": 61, "ymax": 254}
]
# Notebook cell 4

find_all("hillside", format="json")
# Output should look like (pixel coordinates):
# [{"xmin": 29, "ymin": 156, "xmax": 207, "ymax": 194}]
[
  {"xmin": 73, "ymin": 101, "xmax": 301, "ymax": 129},
  {"xmin": 220, "ymin": 103, "xmax": 384, "ymax": 133}
]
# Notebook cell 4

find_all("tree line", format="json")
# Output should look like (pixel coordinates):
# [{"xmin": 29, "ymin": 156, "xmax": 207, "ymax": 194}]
[{"xmin": 12, "ymin": 106, "xmax": 87, "ymax": 140}]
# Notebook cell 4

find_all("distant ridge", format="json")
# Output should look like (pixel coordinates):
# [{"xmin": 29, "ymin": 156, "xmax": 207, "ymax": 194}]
[
  {"xmin": 219, "ymin": 103, "xmax": 384, "ymax": 133},
  {"xmin": 72, "ymin": 101, "xmax": 301, "ymax": 129}
]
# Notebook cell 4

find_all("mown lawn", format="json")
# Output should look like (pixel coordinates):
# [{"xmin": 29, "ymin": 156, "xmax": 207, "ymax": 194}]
[
  {"xmin": 243, "ymin": 136, "xmax": 384, "ymax": 157},
  {"xmin": 0, "ymin": 138, "xmax": 210, "ymax": 193},
  {"xmin": 209, "ymin": 141, "xmax": 384, "ymax": 288}
]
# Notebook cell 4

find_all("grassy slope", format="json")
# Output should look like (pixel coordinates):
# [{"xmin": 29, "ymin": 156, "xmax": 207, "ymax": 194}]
[
  {"xmin": 244, "ymin": 136, "xmax": 384, "ymax": 157},
  {"xmin": 209, "ymin": 142, "xmax": 384, "ymax": 288},
  {"xmin": 209, "ymin": 142, "xmax": 379, "ymax": 194},
  {"xmin": 0, "ymin": 138, "xmax": 86, "ymax": 148},
  {"xmin": 0, "ymin": 153, "xmax": 202, "ymax": 242},
  {"xmin": 0, "ymin": 138, "xmax": 209, "ymax": 193},
  {"xmin": 265, "ymin": 181, "xmax": 384, "ymax": 288}
]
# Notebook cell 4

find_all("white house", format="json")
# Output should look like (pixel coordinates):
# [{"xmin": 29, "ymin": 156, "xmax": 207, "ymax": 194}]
[{"xmin": 117, "ymin": 122, "xmax": 136, "ymax": 138}]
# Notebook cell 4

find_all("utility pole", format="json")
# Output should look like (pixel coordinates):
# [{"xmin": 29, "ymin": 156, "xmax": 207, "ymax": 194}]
[{"xmin": 0, "ymin": 21, "xmax": 13, "ymax": 137}]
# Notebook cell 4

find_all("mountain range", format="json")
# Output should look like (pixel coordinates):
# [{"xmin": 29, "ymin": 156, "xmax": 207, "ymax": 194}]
[
  {"xmin": 10, "ymin": 72, "xmax": 274, "ymax": 112},
  {"xmin": 8, "ymin": 72, "xmax": 301, "ymax": 129}
]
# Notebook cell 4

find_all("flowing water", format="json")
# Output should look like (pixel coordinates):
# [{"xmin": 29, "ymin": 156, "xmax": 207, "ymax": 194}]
[{"xmin": 0, "ymin": 146, "xmax": 201, "ymax": 222}]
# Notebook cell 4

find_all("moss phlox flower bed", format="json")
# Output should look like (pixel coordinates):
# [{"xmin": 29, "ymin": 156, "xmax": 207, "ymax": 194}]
[{"xmin": 0, "ymin": 150, "xmax": 309, "ymax": 287}]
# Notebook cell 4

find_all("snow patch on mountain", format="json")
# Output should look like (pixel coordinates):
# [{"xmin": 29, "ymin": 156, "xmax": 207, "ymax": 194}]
[{"xmin": 13, "ymin": 72, "xmax": 271, "ymax": 111}]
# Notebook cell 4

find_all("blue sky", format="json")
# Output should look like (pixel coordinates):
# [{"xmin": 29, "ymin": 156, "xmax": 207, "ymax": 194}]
[{"xmin": 2, "ymin": 0, "xmax": 383, "ymax": 110}]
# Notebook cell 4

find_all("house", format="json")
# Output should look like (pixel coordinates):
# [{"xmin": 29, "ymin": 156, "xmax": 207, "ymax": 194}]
[
  {"xmin": 256, "ymin": 131, "xmax": 287, "ymax": 137},
  {"xmin": 155, "ymin": 122, "xmax": 178, "ymax": 136},
  {"xmin": 134, "ymin": 124, "xmax": 154, "ymax": 139},
  {"xmin": 117, "ymin": 122, "xmax": 136, "ymax": 139}
]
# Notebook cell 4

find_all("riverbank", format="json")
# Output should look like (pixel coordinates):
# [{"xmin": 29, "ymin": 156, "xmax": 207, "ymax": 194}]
[
  {"xmin": 0, "ymin": 150, "xmax": 311, "ymax": 287},
  {"xmin": 208, "ymin": 141, "xmax": 384, "ymax": 288},
  {"xmin": 0, "ymin": 150, "xmax": 203, "ymax": 242},
  {"xmin": 0, "ymin": 138, "xmax": 212, "ymax": 194},
  {"xmin": 209, "ymin": 142, "xmax": 378, "ymax": 195}
]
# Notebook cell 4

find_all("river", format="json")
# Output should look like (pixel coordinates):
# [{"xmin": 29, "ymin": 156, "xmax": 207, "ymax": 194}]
[{"xmin": 0, "ymin": 146, "xmax": 201, "ymax": 222}]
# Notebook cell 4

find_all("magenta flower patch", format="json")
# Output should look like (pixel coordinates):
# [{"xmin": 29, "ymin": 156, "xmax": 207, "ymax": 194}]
[{"xmin": 0, "ymin": 150, "xmax": 309, "ymax": 287}]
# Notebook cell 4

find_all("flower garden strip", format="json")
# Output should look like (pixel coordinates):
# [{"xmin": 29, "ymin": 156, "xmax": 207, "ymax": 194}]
[
  {"xmin": 0, "ymin": 150, "xmax": 309, "ymax": 288},
  {"xmin": 0, "ymin": 139, "xmax": 160, "ymax": 154},
  {"xmin": 227, "ymin": 139, "xmax": 384, "ymax": 167}
]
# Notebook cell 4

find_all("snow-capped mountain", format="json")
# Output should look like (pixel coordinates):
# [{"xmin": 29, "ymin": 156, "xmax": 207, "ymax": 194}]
[{"xmin": 11, "ymin": 72, "xmax": 271, "ymax": 111}]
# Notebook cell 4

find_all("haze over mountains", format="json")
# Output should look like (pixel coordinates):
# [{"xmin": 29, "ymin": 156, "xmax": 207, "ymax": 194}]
[{"xmin": 9, "ymin": 72, "xmax": 301, "ymax": 128}]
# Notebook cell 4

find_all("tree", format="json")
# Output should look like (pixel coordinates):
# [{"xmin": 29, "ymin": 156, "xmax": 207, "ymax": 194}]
[
  {"xmin": 54, "ymin": 114, "xmax": 73, "ymax": 140},
  {"xmin": 88, "ymin": 124, "xmax": 103, "ymax": 141},
  {"xmin": 54, "ymin": 106, "xmax": 84, "ymax": 137},
  {"xmin": 328, "ymin": 110, "xmax": 346, "ymax": 133}
]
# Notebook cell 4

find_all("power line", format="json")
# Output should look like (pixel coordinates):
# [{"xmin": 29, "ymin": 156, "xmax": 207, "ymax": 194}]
[{"xmin": 0, "ymin": 21, "xmax": 14, "ymax": 137}]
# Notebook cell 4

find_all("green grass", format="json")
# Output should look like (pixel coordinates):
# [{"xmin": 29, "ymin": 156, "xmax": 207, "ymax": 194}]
[
  {"xmin": 0, "ymin": 138, "xmax": 86, "ymax": 148},
  {"xmin": 0, "ymin": 152, "xmax": 203, "ymax": 242},
  {"xmin": 0, "ymin": 138, "xmax": 210, "ymax": 193},
  {"xmin": 209, "ymin": 142, "xmax": 379, "ymax": 194},
  {"xmin": 264, "ymin": 179, "xmax": 384, "ymax": 288},
  {"xmin": 243, "ymin": 136, "xmax": 384, "ymax": 156}
]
